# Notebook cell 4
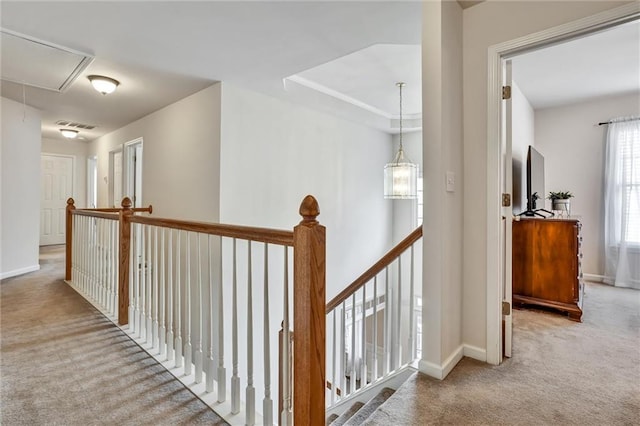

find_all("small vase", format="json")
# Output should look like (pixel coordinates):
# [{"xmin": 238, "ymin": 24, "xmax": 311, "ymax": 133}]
[{"xmin": 552, "ymin": 199, "xmax": 571, "ymax": 217}]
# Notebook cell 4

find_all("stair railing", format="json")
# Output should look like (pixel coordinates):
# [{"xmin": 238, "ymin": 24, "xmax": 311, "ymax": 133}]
[
  {"xmin": 325, "ymin": 226, "xmax": 423, "ymax": 408},
  {"xmin": 65, "ymin": 195, "xmax": 326, "ymax": 426}
]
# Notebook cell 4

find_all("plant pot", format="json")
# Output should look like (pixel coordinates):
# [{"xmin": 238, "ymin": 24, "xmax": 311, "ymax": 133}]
[{"xmin": 552, "ymin": 199, "xmax": 571, "ymax": 217}]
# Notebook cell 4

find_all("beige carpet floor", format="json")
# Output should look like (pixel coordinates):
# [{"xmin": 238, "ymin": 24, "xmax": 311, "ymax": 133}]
[
  {"xmin": 1, "ymin": 245, "xmax": 228, "ymax": 425},
  {"xmin": 365, "ymin": 282, "xmax": 640, "ymax": 425}
]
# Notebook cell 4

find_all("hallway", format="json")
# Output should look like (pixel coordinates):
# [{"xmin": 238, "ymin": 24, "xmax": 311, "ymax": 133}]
[{"xmin": 1, "ymin": 246, "xmax": 227, "ymax": 425}]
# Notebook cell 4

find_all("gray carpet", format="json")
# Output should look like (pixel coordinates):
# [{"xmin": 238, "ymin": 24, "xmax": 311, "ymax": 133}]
[
  {"xmin": 365, "ymin": 282, "xmax": 640, "ymax": 425},
  {"xmin": 1, "ymin": 245, "xmax": 228, "ymax": 425}
]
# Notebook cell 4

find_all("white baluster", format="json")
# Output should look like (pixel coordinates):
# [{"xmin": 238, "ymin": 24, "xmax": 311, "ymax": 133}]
[
  {"xmin": 263, "ymin": 243, "xmax": 273, "ymax": 425},
  {"xmin": 137, "ymin": 224, "xmax": 147, "ymax": 340},
  {"xmin": 167, "ymin": 229, "xmax": 174, "ymax": 361},
  {"xmin": 113, "ymin": 220, "xmax": 118, "ymax": 317},
  {"xmin": 350, "ymin": 293, "xmax": 356, "ymax": 394},
  {"xmin": 384, "ymin": 267, "xmax": 390, "ymax": 374},
  {"xmin": 409, "ymin": 245, "xmax": 415, "ymax": 360},
  {"xmin": 246, "ymin": 241, "xmax": 255, "ymax": 425},
  {"xmin": 159, "ymin": 227, "xmax": 166, "ymax": 356},
  {"xmin": 281, "ymin": 247, "xmax": 292, "ymax": 425},
  {"xmin": 206, "ymin": 235, "xmax": 215, "ymax": 393},
  {"xmin": 184, "ymin": 232, "xmax": 193, "ymax": 376},
  {"xmin": 129, "ymin": 222, "xmax": 136, "ymax": 333},
  {"xmin": 147, "ymin": 226, "xmax": 153, "ymax": 345},
  {"xmin": 396, "ymin": 256, "xmax": 402, "ymax": 368},
  {"xmin": 195, "ymin": 234, "xmax": 203, "ymax": 384},
  {"xmin": 361, "ymin": 284, "xmax": 367, "ymax": 388},
  {"xmin": 175, "ymin": 231, "xmax": 183, "ymax": 369},
  {"xmin": 153, "ymin": 226, "xmax": 159, "ymax": 349},
  {"xmin": 340, "ymin": 301, "xmax": 346, "ymax": 395},
  {"xmin": 231, "ymin": 238, "xmax": 240, "ymax": 414},
  {"xmin": 331, "ymin": 309, "xmax": 337, "ymax": 404},
  {"xmin": 217, "ymin": 236, "xmax": 226, "ymax": 402},
  {"xmin": 372, "ymin": 276, "xmax": 378, "ymax": 382}
]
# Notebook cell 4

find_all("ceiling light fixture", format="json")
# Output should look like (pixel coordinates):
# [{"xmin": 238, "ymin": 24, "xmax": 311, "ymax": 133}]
[
  {"xmin": 87, "ymin": 75, "xmax": 119, "ymax": 95},
  {"xmin": 384, "ymin": 82, "xmax": 418, "ymax": 199},
  {"xmin": 60, "ymin": 129, "xmax": 79, "ymax": 139}
]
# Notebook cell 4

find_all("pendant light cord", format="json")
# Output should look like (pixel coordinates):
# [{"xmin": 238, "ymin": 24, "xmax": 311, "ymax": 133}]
[{"xmin": 398, "ymin": 82, "xmax": 404, "ymax": 151}]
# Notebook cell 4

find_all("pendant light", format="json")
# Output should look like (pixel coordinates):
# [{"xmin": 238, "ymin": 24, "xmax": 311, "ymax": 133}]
[{"xmin": 384, "ymin": 82, "xmax": 418, "ymax": 199}]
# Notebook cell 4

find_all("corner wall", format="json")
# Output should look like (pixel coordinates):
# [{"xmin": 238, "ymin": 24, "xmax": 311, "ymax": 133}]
[
  {"xmin": 511, "ymin": 82, "xmax": 535, "ymax": 214},
  {"xmin": 1, "ymin": 97, "xmax": 42, "ymax": 279},
  {"xmin": 535, "ymin": 91, "xmax": 640, "ymax": 277}
]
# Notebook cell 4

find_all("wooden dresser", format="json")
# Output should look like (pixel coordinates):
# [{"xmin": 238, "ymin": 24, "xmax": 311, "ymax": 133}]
[{"xmin": 512, "ymin": 218, "xmax": 584, "ymax": 321}]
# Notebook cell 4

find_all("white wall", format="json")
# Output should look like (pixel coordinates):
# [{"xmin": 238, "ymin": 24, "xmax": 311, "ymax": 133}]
[
  {"xmin": 391, "ymin": 130, "xmax": 423, "ymax": 244},
  {"xmin": 1, "ymin": 97, "xmax": 42, "ymax": 279},
  {"xmin": 535, "ymin": 91, "xmax": 640, "ymax": 277},
  {"xmin": 42, "ymin": 137, "xmax": 88, "ymax": 209},
  {"xmin": 461, "ymin": 0, "xmax": 629, "ymax": 355},
  {"xmin": 420, "ymin": 0, "xmax": 464, "ymax": 378},
  {"xmin": 220, "ymin": 82, "xmax": 393, "ymax": 298},
  {"xmin": 89, "ymin": 83, "xmax": 222, "ymax": 221},
  {"xmin": 511, "ymin": 82, "xmax": 535, "ymax": 214}
]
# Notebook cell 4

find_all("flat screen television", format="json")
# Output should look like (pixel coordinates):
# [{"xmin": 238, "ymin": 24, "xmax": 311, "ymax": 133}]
[{"xmin": 525, "ymin": 146, "xmax": 546, "ymax": 215}]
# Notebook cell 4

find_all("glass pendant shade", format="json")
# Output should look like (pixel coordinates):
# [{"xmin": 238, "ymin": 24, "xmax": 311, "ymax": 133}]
[
  {"xmin": 384, "ymin": 81, "xmax": 418, "ymax": 199},
  {"xmin": 384, "ymin": 147, "xmax": 418, "ymax": 199}
]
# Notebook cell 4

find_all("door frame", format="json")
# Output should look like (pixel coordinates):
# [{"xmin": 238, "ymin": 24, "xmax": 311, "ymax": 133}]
[
  {"xmin": 485, "ymin": 3, "xmax": 639, "ymax": 365},
  {"xmin": 123, "ymin": 137, "xmax": 143, "ymax": 207}
]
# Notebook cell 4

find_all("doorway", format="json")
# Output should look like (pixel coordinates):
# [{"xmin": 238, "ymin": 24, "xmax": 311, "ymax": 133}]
[
  {"xmin": 40, "ymin": 154, "xmax": 74, "ymax": 246},
  {"xmin": 487, "ymin": 5, "xmax": 639, "ymax": 365},
  {"xmin": 124, "ymin": 138, "xmax": 143, "ymax": 207}
]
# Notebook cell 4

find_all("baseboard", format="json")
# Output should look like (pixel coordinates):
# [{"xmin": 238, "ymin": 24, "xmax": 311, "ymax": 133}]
[
  {"xmin": 418, "ymin": 345, "xmax": 464, "ymax": 380},
  {"xmin": 0, "ymin": 264, "xmax": 40, "ymax": 280},
  {"xmin": 583, "ymin": 273, "xmax": 606, "ymax": 283},
  {"xmin": 463, "ymin": 344, "xmax": 486, "ymax": 362}
]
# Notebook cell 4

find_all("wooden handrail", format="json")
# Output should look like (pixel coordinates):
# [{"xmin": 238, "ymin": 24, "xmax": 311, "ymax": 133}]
[
  {"xmin": 87, "ymin": 205, "xmax": 153, "ymax": 214},
  {"xmin": 326, "ymin": 226, "xmax": 423, "ymax": 313},
  {"xmin": 71, "ymin": 210, "xmax": 120, "ymax": 220},
  {"xmin": 129, "ymin": 215, "xmax": 294, "ymax": 247}
]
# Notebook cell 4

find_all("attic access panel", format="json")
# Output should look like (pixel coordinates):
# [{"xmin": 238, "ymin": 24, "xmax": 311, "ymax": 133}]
[{"xmin": 0, "ymin": 28, "xmax": 93, "ymax": 92}]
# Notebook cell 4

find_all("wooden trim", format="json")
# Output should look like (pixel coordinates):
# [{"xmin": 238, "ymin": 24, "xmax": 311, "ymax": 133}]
[
  {"xmin": 326, "ymin": 226, "xmax": 422, "ymax": 313},
  {"xmin": 129, "ymin": 215, "xmax": 294, "ymax": 246},
  {"xmin": 118, "ymin": 197, "xmax": 133, "ymax": 325},
  {"xmin": 65, "ymin": 198, "xmax": 75, "ymax": 280},
  {"xmin": 85, "ymin": 205, "xmax": 153, "ymax": 214},
  {"xmin": 293, "ymin": 195, "xmax": 326, "ymax": 426},
  {"xmin": 71, "ymin": 210, "xmax": 120, "ymax": 220}
]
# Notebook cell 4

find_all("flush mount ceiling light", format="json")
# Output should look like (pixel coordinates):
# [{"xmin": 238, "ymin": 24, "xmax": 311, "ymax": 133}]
[
  {"xmin": 87, "ymin": 75, "xmax": 119, "ymax": 95},
  {"xmin": 384, "ymin": 82, "xmax": 418, "ymax": 199},
  {"xmin": 60, "ymin": 129, "xmax": 79, "ymax": 139}
]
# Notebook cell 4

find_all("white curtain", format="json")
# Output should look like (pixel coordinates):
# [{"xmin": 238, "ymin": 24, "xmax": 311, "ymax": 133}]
[{"xmin": 604, "ymin": 117, "xmax": 640, "ymax": 289}]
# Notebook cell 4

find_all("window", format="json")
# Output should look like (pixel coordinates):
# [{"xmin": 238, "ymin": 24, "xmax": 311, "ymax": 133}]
[{"xmin": 621, "ymin": 126, "xmax": 640, "ymax": 243}]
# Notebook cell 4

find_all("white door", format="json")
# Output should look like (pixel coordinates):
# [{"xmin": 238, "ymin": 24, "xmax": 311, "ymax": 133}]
[
  {"xmin": 40, "ymin": 154, "xmax": 74, "ymax": 246},
  {"xmin": 124, "ymin": 138, "xmax": 143, "ymax": 207},
  {"xmin": 501, "ymin": 60, "xmax": 514, "ymax": 359}
]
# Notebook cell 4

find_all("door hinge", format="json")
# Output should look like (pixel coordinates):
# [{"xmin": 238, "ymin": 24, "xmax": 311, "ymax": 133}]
[
  {"xmin": 502, "ymin": 301, "xmax": 511, "ymax": 315},
  {"xmin": 502, "ymin": 85, "xmax": 511, "ymax": 100},
  {"xmin": 502, "ymin": 193, "xmax": 511, "ymax": 207}
]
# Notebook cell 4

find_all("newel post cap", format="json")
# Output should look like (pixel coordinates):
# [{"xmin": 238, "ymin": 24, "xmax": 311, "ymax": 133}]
[
  {"xmin": 299, "ymin": 195, "xmax": 320, "ymax": 225},
  {"xmin": 121, "ymin": 197, "xmax": 133, "ymax": 210},
  {"xmin": 66, "ymin": 198, "xmax": 75, "ymax": 207}
]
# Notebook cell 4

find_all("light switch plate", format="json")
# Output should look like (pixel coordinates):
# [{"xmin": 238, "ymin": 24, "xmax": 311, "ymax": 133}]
[{"xmin": 446, "ymin": 171, "xmax": 455, "ymax": 192}]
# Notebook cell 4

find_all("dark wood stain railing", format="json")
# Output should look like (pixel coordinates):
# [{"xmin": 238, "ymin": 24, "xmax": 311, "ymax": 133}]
[
  {"xmin": 65, "ymin": 195, "xmax": 326, "ymax": 424},
  {"xmin": 326, "ymin": 226, "xmax": 423, "ymax": 313}
]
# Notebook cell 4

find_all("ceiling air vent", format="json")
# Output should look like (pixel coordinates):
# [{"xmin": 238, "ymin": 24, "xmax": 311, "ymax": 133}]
[
  {"xmin": 55, "ymin": 120, "xmax": 97, "ymax": 130},
  {"xmin": 1, "ymin": 28, "xmax": 93, "ymax": 92}
]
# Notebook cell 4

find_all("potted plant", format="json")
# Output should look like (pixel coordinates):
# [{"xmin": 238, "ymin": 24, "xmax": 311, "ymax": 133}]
[{"xmin": 548, "ymin": 191, "xmax": 573, "ymax": 216}]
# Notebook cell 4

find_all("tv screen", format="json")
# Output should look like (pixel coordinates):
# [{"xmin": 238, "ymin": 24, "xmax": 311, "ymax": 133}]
[{"xmin": 526, "ymin": 146, "xmax": 545, "ymax": 212}]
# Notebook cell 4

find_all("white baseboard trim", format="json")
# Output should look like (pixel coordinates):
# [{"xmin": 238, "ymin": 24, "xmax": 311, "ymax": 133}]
[
  {"xmin": 419, "ymin": 345, "xmax": 464, "ymax": 380},
  {"xmin": 463, "ymin": 344, "xmax": 486, "ymax": 362},
  {"xmin": 583, "ymin": 273, "xmax": 607, "ymax": 283},
  {"xmin": 1, "ymin": 264, "xmax": 40, "ymax": 280}
]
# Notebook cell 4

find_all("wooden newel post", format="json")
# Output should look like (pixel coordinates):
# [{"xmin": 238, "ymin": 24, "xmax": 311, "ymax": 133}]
[
  {"xmin": 293, "ymin": 195, "xmax": 326, "ymax": 425},
  {"xmin": 118, "ymin": 197, "xmax": 133, "ymax": 325},
  {"xmin": 65, "ymin": 198, "xmax": 75, "ymax": 281}
]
